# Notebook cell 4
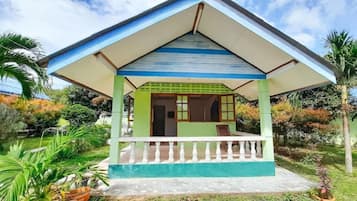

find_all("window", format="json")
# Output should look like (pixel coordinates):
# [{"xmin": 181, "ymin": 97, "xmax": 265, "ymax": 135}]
[
  {"xmin": 189, "ymin": 95, "xmax": 219, "ymax": 122},
  {"xmin": 176, "ymin": 95, "xmax": 188, "ymax": 121},
  {"xmin": 220, "ymin": 95, "xmax": 235, "ymax": 121}
]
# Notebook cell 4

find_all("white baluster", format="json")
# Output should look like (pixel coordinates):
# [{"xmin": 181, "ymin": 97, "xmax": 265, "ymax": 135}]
[
  {"xmin": 192, "ymin": 142, "xmax": 198, "ymax": 162},
  {"xmin": 179, "ymin": 142, "xmax": 185, "ymax": 162},
  {"xmin": 142, "ymin": 142, "xmax": 148, "ymax": 163},
  {"xmin": 168, "ymin": 141, "xmax": 174, "ymax": 163},
  {"xmin": 129, "ymin": 142, "xmax": 136, "ymax": 164},
  {"xmin": 205, "ymin": 142, "xmax": 211, "ymax": 161},
  {"xmin": 245, "ymin": 141, "xmax": 250, "ymax": 154},
  {"xmin": 256, "ymin": 141, "xmax": 262, "ymax": 158},
  {"xmin": 216, "ymin": 141, "xmax": 221, "ymax": 161},
  {"xmin": 155, "ymin": 142, "xmax": 160, "ymax": 163},
  {"xmin": 250, "ymin": 141, "xmax": 256, "ymax": 160},
  {"xmin": 227, "ymin": 141, "xmax": 233, "ymax": 160},
  {"xmin": 239, "ymin": 141, "xmax": 245, "ymax": 160}
]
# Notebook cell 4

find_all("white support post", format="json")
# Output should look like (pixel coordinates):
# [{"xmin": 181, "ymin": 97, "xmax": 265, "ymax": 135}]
[
  {"xmin": 250, "ymin": 141, "xmax": 256, "ymax": 160},
  {"xmin": 216, "ymin": 141, "xmax": 221, "ymax": 161},
  {"xmin": 239, "ymin": 141, "xmax": 245, "ymax": 160},
  {"xmin": 256, "ymin": 141, "xmax": 262, "ymax": 158},
  {"xmin": 205, "ymin": 142, "xmax": 211, "ymax": 161},
  {"xmin": 192, "ymin": 142, "xmax": 198, "ymax": 162},
  {"xmin": 155, "ymin": 142, "xmax": 160, "ymax": 163},
  {"xmin": 227, "ymin": 141, "xmax": 233, "ymax": 160},
  {"xmin": 179, "ymin": 142, "xmax": 185, "ymax": 162},
  {"xmin": 245, "ymin": 141, "xmax": 250, "ymax": 154},
  {"xmin": 129, "ymin": 142, "xmax": 136, "ymax": 164},
  {"xmin": 142, "ymin": 142, "xmax": 148, "ymax": 163},
  {"xmin": 168, "ymin": 142, "xmax": 174, "ymax": 162}
]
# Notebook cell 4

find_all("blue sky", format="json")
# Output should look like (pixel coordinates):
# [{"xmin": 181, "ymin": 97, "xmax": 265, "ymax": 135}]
[{"xmin": 0, "ymin": 0, "xmax": 356, "ymax": 90}]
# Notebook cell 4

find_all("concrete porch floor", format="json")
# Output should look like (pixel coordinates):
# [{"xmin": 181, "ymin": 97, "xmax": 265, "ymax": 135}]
[{"xmin": 97, "ymin": 159, "xmax": 315, "ymax": 198}]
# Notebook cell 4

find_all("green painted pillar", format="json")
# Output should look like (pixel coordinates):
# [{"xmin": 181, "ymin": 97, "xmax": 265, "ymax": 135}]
[
  {"xmin": 258, "ymin": 80, "xmax": 274, "ymax": 161},
  {"xmin": 109, "ymin": 75, "xmax": 124, "ymax": 164}
]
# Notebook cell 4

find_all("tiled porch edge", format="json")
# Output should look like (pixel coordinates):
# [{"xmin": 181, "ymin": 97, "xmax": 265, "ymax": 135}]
[{"xmin": 108, "ymin": 161, "xmax": 275, "ymax": 178}]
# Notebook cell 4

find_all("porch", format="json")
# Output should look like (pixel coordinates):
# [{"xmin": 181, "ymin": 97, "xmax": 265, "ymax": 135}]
[
  {"xmin": 109, "ymin": 135, "xmax": 275, "ymax": 178},
  {"xmin": 103, "ymin": 167, "xmax": 314, "ymax": 197}
]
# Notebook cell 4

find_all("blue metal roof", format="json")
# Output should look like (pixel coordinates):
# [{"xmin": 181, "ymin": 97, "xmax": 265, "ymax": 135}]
[{"xmin": 0, "ymin": 79, "xmax": 49, "ymax": 99}]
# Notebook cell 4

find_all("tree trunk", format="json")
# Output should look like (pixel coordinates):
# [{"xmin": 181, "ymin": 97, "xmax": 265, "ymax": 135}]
[{"xmin": 341, "ymin": 84, "xmax": 353, "ymax": 174}]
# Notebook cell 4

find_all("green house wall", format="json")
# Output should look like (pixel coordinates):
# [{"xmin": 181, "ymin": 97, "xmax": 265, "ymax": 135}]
[{"xmin": 132, "ymin": 83, "xmax": 235, "ymax": 138}]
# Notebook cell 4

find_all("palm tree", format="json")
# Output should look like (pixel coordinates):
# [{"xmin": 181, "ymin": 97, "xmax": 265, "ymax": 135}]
[
  {"xmin": 0, "ymin": 33, "xmax": 47, "ymax": 99},
  {"xmin": 325, "ymin": 30, "xmax": 357, "ymax": 174}
]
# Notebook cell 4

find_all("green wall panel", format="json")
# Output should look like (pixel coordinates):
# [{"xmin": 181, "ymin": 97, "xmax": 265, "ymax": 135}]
[
  {"xmin": 109, "ymin": 161, "xmax": 275, "ymax": 178},
  {"xmin": 137, "ymin": 82, "xmax": 233, "ymax": 94},
  {"xmin": 133, "ymin": 91, "xmax": 151, "ymax": 138},
  {"xmin": 177, "ymin": 122, "xmax": 235, "ymax": 137}
]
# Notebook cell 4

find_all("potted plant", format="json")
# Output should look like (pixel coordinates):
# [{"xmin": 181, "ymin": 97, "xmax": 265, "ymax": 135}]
[
  {"xmin": 65, "ymin": 165, "xmax": 109, "ymax": 201},
  {"xmin": 313, "ymin": 157, "xmax": 335, "ymax": 201}
]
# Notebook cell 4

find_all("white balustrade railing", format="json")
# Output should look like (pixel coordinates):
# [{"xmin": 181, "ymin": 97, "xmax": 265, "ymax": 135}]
[{"xmin": 119, "ymin": 136, "xmax": 265, "ymax": 164}]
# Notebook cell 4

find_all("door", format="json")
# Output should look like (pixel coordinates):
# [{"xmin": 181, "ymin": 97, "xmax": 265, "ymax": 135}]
[{"xmin": 153, "ymin": 105, "xmax": 165, "ymax": 136}]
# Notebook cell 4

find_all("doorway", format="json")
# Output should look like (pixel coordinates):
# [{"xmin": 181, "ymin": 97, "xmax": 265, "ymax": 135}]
[{"xmin": 151, "ymin": 94, "xmax": 177, "ymax": 137}]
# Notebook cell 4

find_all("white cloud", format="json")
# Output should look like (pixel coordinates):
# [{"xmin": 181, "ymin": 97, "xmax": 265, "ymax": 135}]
[
  {"xmin": 266, "ymin": 0, "xmax": 289, "ymax": 13},
  {"xmin": 291, "ymin": 32, "xmax": 315, "ymax": 47},
  {"xmin": 0, "ymin": 0, "xmax": 164, "ymax": 89}
]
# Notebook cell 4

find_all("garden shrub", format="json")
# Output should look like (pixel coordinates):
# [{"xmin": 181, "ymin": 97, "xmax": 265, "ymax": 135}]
[
  {"xmin": 0, "ymin": 104, "xmax": 25, "ymax": 150},
  {"xmin": 0, "ymin": 95, "xmax": 63, "ymax": 135},
  {"xmin": 236, "ymin": 100, "xmax": 336, "ymax": 147},
  {"xmin": 56, "ymin": 125, "xmax": 109, "ymax": 160},
  {"xmin": 61, "ymin": 104, "xmax": 96, "ymax": 127}
]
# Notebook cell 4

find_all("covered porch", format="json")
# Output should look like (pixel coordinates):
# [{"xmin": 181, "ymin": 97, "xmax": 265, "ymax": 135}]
[{"xmin": 41, "ymin": 0, "xmax": 336, "ymax": 179}]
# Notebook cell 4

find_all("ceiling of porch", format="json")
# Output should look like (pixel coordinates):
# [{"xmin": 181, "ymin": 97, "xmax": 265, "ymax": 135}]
[{"xmin": 41, "ymin": 0, "xmax": 336, "ymax": 100}]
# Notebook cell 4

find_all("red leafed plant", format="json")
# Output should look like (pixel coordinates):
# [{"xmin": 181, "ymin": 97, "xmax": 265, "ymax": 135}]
[{"xmin": 316, "ymin": 156, "xmax": 333, "ymax": 199}]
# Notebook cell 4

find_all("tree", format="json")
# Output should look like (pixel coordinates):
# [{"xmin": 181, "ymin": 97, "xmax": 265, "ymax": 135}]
[
  {"xmin": 325, "ymin": 30, "xmax": 357, "ymax": 174},
  {"xmin": 0, "ymin": 33, "xmax": 47, "ymax": 99}
]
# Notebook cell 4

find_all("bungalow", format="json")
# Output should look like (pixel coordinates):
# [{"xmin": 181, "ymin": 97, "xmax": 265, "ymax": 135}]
[{"xmin": 39, "ymin": 0, "xmax": 337, "ymax": 178}]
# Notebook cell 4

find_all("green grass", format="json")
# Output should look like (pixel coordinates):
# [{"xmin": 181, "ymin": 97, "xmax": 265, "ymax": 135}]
[
  {"xmin": 57, "ymin": 145, "xmax": 109, "ymax": 169},
  {"xmin": 1, "ymin": 136, "xmax": 54, "ymax": 154},
  {"xmin": 276, "ymin": 146, "xmax": 357, "ymax": 201}
]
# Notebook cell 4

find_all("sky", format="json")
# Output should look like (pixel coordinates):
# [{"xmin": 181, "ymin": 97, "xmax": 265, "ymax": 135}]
[{"xmin": 0, "ymin": 0, "xmax": 356, "ymax": 90}]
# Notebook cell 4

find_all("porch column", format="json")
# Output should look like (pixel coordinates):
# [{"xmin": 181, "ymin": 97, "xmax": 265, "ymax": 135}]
[
  {"xmin": 258, "ymin": 79, "xmax": 274, "ymax": 161},
  {"xmin": 109, "ymin": 75, "xmax": 125, "ymax": 164}
]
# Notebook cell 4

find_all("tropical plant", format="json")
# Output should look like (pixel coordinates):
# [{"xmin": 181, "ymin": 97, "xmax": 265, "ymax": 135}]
[
  {"xmin": 0, "ymin": 33, "xmax": 48, "ymax": 99},
  {"xmin": 325, "ymin": 30, "xmax": 357, "ymax": 174},
  {"xmin": 0, "ymin": 134, "xmax": 108, "ymax": 201},
  {"xmin": 61, "ymin": 104, "xmax": 97, "ymax": 127},
  {"xmin": 56, "ymin": 125, "xmax": 109, "ymax": 160}
]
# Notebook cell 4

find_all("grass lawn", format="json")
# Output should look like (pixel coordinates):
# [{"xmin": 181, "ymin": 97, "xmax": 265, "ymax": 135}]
[
  {"xmin": 1, "ymin": 136, "xmax": 55, "ymax": 154},
  {"xmin": 57, "ymin": 145, "xmax": 109, "ymax": 169},
  {"xmin": 276, "ymin": 146, "xmax": 357, "ymax": 201}
]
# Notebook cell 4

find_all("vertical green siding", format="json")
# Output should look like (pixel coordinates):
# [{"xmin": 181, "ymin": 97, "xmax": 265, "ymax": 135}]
[
  {"xmin": 109, "ymin": 76, "xmax": 124, "ymax": 164},
  {"xmin": 258, "ymin": 80, "xmax": 274, "ymax": 161},
  {"xmin": 133, "ymin": 91, "xmax": 151, "ymax": 137}
]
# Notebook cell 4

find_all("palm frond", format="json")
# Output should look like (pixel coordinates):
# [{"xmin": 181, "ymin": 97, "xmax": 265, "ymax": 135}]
[
  {"xmin": 0, "ymin": 64, "xmax": 36, "ymax": 99},
  {"xmin": 0, "ymin": 33, "xmax": 38, "ymax": 51},
  {"xmin": 0, "ymin": 155, "xmax": 29, "ymax": 201}
]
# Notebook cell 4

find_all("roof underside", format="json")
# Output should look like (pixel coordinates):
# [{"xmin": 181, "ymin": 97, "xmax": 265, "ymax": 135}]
[{"xmin": 43, "ymin": 0, "xmax": 336, "ymax": 100}]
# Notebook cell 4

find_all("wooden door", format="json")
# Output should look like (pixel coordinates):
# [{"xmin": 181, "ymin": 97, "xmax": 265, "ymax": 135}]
[{"xmin": 153, "ymin": 105, "xmax": 165, "ymax": 136}]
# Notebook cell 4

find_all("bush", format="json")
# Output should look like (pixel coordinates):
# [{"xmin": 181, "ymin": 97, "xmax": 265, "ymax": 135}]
[
  {"xmin": 0, "ymin": 104, "xmax": 25, "ymax": 148},
  {"xmin": 61, "ymin": 104, "xmax": 96, "ymax": 127},
  {"xmin": 56, "ymin": 125, "xmax": 109, "ymax": 160},
  {"xmin": 0, "ymin": 95, "xmax": 63, "ymax": 135}
]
